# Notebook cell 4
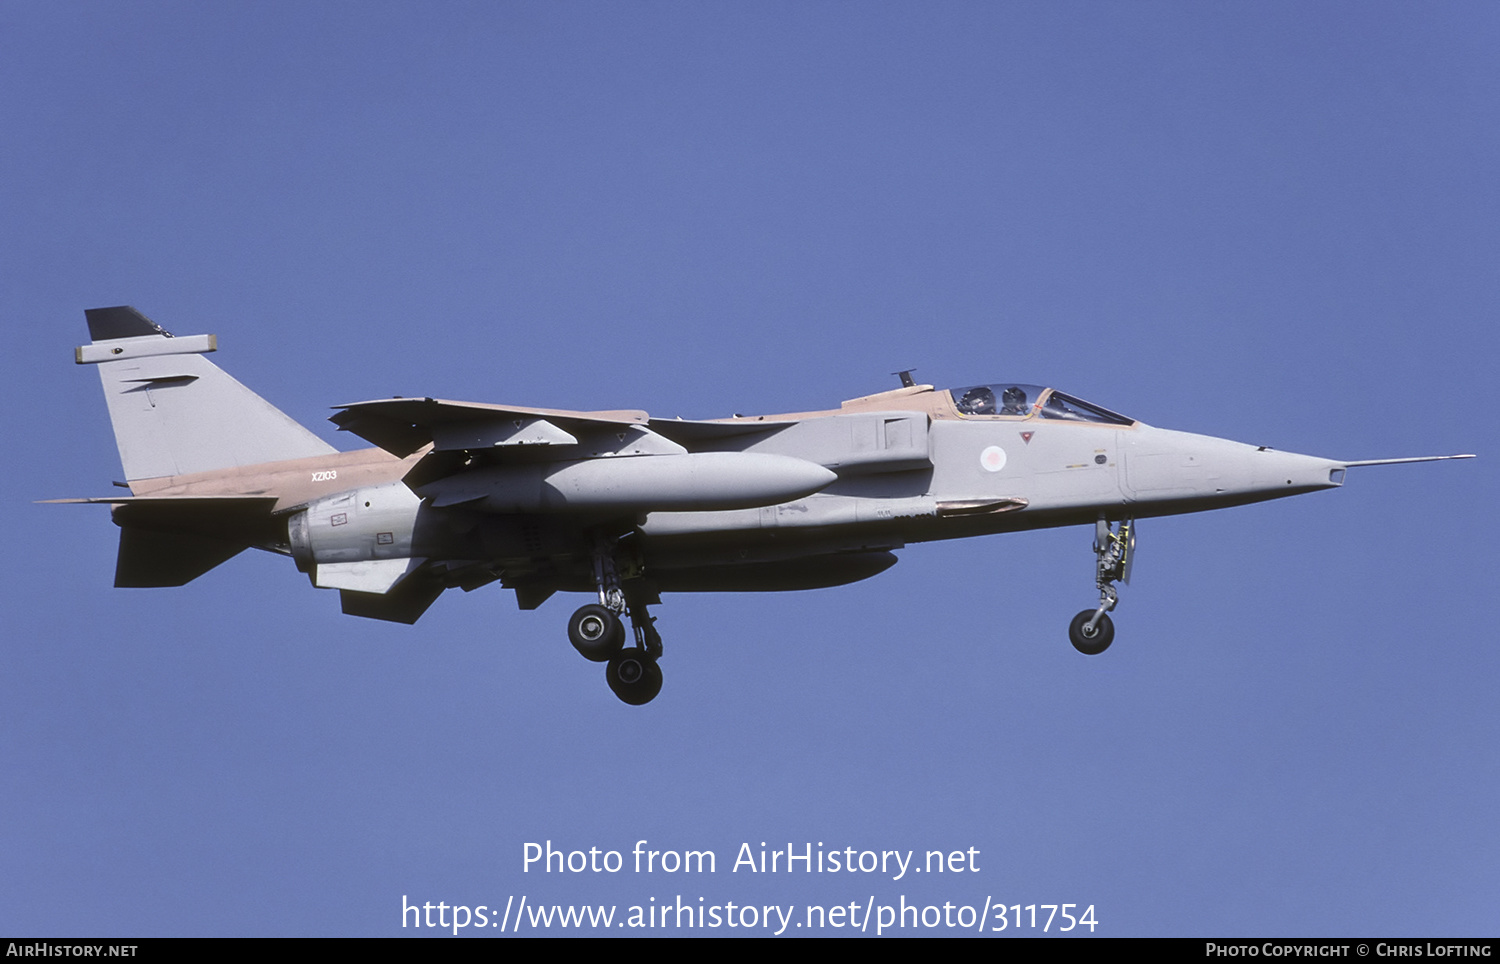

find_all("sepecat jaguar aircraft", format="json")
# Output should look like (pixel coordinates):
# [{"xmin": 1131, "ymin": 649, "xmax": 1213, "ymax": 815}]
[{"xmin": 54, "ymin": 307, "xmax": 1472, "ymax": 704}]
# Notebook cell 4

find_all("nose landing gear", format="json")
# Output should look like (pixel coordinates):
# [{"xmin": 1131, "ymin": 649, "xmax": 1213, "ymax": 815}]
[{"xmin": 1070, "ymin": 516, "xmax": 1132, "ymax": 656}]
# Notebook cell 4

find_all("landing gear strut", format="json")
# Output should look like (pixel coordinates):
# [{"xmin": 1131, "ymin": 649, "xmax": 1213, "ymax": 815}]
[
  {"xmin": 1070, "ymin": 516, "xmax": 1133, "ymax": 656},
  {"xmin": 567, "ymin": 534, "xmax": 665, "ymax": 704}
]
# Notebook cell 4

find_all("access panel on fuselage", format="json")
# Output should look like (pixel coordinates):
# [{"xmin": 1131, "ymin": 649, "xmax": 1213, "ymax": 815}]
[{"xmin": 927, "ymin": 418, "xmax": 1126, "ymax": 513}]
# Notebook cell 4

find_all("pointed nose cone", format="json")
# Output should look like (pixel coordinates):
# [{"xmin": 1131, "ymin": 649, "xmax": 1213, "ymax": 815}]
[
  {"xmin": 1123, "ymin": 426, "xmax": 1345, "ymax": 510},
  {"xmin": 1250, "ymin": 447, "xmax": 1346, "ymax": 494}
]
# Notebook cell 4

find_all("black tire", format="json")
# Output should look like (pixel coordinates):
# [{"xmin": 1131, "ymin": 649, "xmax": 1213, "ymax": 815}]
[
  {"xmin": 607, "ymin": 648, "xmax": 663, "ymax": 705},
  {"xmin": 568, "ymin": 605, "xmax": 624, "ymax": 662},
  {"xmin": 1069, "ymin": 610, "xmax": 1115, "ymax": 655}
]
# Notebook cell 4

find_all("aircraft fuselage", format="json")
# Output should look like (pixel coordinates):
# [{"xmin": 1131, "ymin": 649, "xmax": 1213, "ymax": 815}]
[{"xmin": 63, "ymin": 307, "xmax": 1469, "ymax": 704}]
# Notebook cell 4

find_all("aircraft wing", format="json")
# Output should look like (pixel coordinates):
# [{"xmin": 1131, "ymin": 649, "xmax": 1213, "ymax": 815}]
[
  {"xmin": 333, "ymin": 396, "xmax": 799, "ymax": 463},
  {"xmin": 331, "ymin": 397, "xmax": 799, "ymax": 494},
  {"xmin": 330, "ymin": 397, "xmax": 653, "ymax": 458},
  {"xmin": 646, "ymin": 416, "xmax": 793, "ymax": 445}
]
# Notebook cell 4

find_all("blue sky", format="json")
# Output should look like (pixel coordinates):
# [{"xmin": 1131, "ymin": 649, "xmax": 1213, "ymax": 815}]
[{"xmin": 3, "ymin": 1, "xmax": 1496, "ymax": 937}]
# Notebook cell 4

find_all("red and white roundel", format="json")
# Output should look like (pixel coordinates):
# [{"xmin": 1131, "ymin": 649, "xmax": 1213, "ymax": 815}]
[{"xmin": 980, "ymin": 445, "xmax": 1007, "ymax": 473}]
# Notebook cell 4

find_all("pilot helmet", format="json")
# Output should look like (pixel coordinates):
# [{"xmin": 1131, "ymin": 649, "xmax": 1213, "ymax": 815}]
[{"xmin": 960, "ymin": 387, "xmax": 996, "ymax": 414}]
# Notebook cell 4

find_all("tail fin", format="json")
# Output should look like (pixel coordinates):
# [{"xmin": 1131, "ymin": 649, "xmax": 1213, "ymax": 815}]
[{"xmin": 78, "ymin": 306, "xmax": 336, "ymax": 482}]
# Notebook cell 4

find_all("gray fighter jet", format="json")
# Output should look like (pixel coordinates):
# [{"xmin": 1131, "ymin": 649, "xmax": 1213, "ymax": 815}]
[{"xmin": 56, "ymin": 307, "xmax": 1473, "ymax": 704}]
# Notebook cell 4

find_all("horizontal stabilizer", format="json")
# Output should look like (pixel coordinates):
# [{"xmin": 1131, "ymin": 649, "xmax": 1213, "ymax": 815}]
[
  {"xmin": 44, "ymin": 495, "xmax": 277, "ymax": 509},
  {"xmin": 115, "ymin": 526, "xmax": 246, "ymax": 587},
  {"xmin": 46, "ymin": 495, "xmax": 277, "ymax": 587},
  {"xmin": 48, "ymin": 494, "xmax": 281, "ymax": 543}
]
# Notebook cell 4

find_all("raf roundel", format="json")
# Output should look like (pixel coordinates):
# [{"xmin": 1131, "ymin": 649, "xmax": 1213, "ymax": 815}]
[{"xmin": 980, "ymin": 445, "xmax": 1007, "ymax": 473}]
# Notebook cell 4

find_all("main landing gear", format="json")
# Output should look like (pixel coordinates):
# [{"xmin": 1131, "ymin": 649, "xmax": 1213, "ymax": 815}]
[
  {"xmin": 566, "ymin": 537, "xmax": 664, "ymax": 705},
  {"xmin": 1069, "ymin": 516, "xmax": 1133, "ymax": 656}
]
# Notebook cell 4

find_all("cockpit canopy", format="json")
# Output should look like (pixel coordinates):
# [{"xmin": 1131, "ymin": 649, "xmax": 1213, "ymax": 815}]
[{"xmin": 950, "ymin": 384, "xmax": 1134, "ymax": 425}]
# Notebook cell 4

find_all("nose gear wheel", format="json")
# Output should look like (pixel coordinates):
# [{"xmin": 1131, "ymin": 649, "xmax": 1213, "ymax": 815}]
[
  {"xmin": 1069, "ymin": 610, "xmax": 1115, "ymax": 655},
  {"xmin": 1070, "ymin": 516, "xmax": 1132, "ymax": 655}
]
